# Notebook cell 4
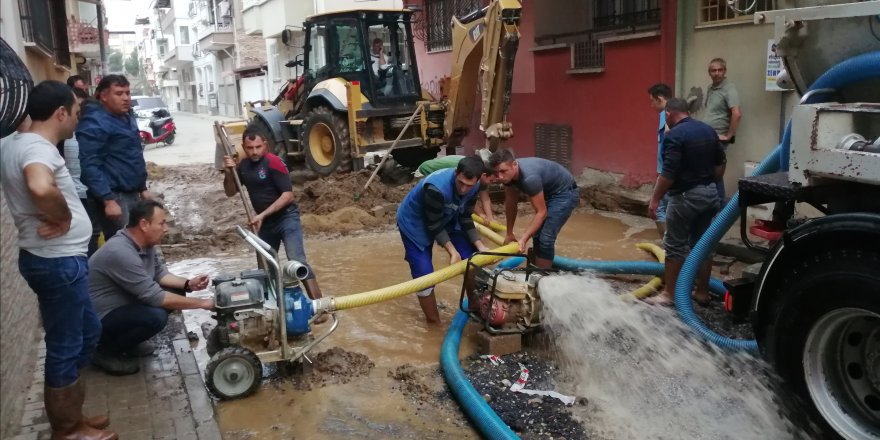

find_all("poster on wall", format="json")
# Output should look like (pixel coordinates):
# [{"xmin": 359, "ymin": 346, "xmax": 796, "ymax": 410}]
[{"xmin": 766, "ymin": 40, "xmax": 784, "ymax": 91}]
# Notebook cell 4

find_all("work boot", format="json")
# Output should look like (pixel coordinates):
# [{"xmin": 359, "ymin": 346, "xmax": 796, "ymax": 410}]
[
  {"xmin": 91, "ymin": 349, "xmax": 139, "ymax": 376},
  {"xmin": 417, "ymin": 290, "xmax": 441, "ymax": 324},
  {"xmin": 124, "ymin": 341, "xmax": 155, "ymax": 357},
  {"xmin": 45, "ymin": 380, "xmax": 118, "ymax": 440},
  {"xmin": 75, "ymin": 379, "xmax": 109, "ymax": 429}
]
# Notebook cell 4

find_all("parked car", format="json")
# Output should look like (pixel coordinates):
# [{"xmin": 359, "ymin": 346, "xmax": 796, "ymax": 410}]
[{"xmin": 131, "ymin": 95, "xmax": 168, "ymax": 118}]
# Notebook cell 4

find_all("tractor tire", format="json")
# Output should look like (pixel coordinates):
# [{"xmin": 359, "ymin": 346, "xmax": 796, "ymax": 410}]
[
  {"xmin": 764, "ymin": 247, "xmax": 880, "ymax": 440},
  {"xmin": 205, "ymin": 326, "xmax": 223, "ymax": 358},
  {"xmin": 391, "ymin": 146, "xmax": 439, "ymax": 169},
  {"xmin": 301, "ymin": 106, "xmax": 351, "ymax": 175},
  {"xmin": 205, "ymin": 346, "xmax": 263, "ymax": 400}
]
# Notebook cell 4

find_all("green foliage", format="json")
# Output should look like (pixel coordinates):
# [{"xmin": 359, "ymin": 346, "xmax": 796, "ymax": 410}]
[
  {"xmin": 108, "ymin": 50, "xmax": 123, "ymax": 72},
  {"xmin": 125, "ymin": 48, "xmax": 141, "ymax": 77}
]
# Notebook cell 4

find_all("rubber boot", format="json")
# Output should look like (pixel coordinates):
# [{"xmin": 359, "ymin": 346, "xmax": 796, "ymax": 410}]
[
  {"xmin": 302, "ymin": 278, "xmax": 323, "ymax": 300},
  {"xmin": 692, "ymin": 260, "xmax": 713, "ymax": 306},
  {"xmin": 417, "ymin": 290, "xmax": 441, "ymax": 324},
  {"xmin": 45, "ymin": 380, "xmax": 118, "ymax": 440},
  {"xmin": 76, "ymin": 378, "xmax": 109, "ymax": 429}
]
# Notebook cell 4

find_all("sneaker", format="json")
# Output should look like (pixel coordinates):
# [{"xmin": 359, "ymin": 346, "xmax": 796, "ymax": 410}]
[
  {"xmin": 92, "ymin": 350, "xmax": 140, "ymax": 376},
  {"xmin": 124, "ymin": 341, "xmax": 156, "ymax": 357}
]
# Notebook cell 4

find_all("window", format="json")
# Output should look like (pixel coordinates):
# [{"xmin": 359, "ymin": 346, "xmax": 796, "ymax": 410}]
[
  {"xmin": 592, "ymin": 0, "xmax": 660, "ymax": 30},
  {"xmin": 368, "ymin": 20, "xmax": 417, "ymax": 98},
  {"xmin": 571, "ymin": 34, "xmax": 604, "ymax": 70},
  {"xmin": 18, "ymin": 0, "xmax": 71, "ymax": 67},
  {"xmin": 424, "ymin": 0, "xmax": 481, "ymax": 52},
  {"xmin": 179, "ymin": 26, "xmax": 190, "ymax": 45},
  {"xmin": 699, "ymin": 0, "xmax": 776, "ymax": 24}
]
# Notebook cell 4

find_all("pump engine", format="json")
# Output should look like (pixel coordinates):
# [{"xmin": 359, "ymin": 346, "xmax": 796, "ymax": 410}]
[{"xmin": 463, "ymin": 263, "xmax": 545, "ymax": 334}]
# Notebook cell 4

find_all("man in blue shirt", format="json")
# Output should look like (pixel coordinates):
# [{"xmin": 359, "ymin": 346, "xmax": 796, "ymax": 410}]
[
  {"xmin": 647, "ymin": 98, "xmax": 725, "ymax": 307},
  {"xmin": 77, "ymin": 75, "xmax": 151, "ymax": 241},
  {"xmin": 648, "ymin": 83, "xmax": 672, "ymax": 238},
  {"xmin": 397, "ymin": 156, "xmax": 491, "ymax": 323}
]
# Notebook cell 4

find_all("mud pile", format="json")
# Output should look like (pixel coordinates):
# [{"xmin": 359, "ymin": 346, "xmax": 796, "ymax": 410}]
[{"xmin": 147, "ymin": 163, "xmax": 415, "ymax": 259}]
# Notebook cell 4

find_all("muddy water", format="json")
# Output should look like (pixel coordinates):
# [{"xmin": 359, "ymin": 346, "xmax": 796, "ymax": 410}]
[
  {"xmin": 168, "ymin": 210, "xmax": 664, "ymax": 439},
  {"xmin": 539, "ymin": 274, "xmax": 805, "ymax": 440}
]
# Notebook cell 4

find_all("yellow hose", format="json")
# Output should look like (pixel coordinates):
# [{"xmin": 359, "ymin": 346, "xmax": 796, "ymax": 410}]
[
  {"xmin": 629, "ymin": 243, "xmax": 665, "ymax": 298},
  {"xmin": 476, "ymin": 222, "xmax": 506, "ymax": 246},
  {"xmin": 333, "ymin": 242, "xmax": 520, "ymax": 311},
  {"xmin": 471, "ymin": 214, "xmax": 507, "ymax": 233}
]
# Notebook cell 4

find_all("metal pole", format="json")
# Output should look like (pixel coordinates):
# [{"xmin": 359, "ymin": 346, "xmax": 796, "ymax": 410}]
[
  {"xmin": 96, "ymin": 0, "xmax": 107, "ymax": 75},
  {"xmin": 354, "ymin": 102, "xmax": 424, "ymax": 201}
]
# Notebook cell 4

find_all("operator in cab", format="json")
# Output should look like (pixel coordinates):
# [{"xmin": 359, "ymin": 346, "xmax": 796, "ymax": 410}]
[{"xmin": 396, "ymin": 156, "xmax": 492, "ymax": 323}]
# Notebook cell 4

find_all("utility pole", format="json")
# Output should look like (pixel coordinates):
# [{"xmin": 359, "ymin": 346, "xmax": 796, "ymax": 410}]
[{"xmin": 97, "ymin": 0, "xmax": 107, "ymax": 75}]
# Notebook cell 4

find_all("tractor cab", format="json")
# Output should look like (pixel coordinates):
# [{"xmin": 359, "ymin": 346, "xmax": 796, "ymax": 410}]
[{"xmin": 303, "ymin": 9, "xmax": 421, "ymax": 108}]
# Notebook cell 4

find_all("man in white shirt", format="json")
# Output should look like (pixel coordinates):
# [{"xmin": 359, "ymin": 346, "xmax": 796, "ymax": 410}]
[{"xmin": 0, "ymin": 80, "xmax": 117, "ymax": 440}]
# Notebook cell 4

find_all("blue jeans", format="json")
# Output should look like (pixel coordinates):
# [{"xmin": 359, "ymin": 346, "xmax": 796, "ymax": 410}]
[
  {"xmin": 99, "ymin": 304, "xmax": 168, "ymax": 354},
  {"xmin": 533, "ymin": 187, "xmax": 579, "ymax": 260},
  {"xmin": 259, "ymin": 204, "xmax": 315, "ymax": 279},
  {"xmin": 18, "ymin": 251, "xmax": 101, "ymax": 388},
  {"xmin": 716, "ymin": 142, "xmax": 729, "ymax": 202},
  {"xmin": 664, "ymin": 183, "xmax": 720, "ymax": 260},
  {"xmin": 399, "ymin": 229, "xmax": 475, "ymax": 297},
  {"xmin": 655, "ymin": 193, "xmax": 669, "ymax": 223}
]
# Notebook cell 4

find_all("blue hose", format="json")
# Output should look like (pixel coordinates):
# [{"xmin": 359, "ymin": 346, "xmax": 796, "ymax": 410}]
[
  {"xmin": 440, "ymin": 300, "xmax": 520, "ymax": 440},
  {"xmin": 677, "ymin": 51, "xmax": 880, "ymax": 352}
]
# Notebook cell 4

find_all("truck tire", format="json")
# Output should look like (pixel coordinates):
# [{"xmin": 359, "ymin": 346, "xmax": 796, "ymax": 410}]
[
  {"xmin": 301, "ymin": 106, "xmax": 351, "ymax": 175},
  {"xmin": 765, "ymin": 247, "xmax": 880, "ymax": 440}
]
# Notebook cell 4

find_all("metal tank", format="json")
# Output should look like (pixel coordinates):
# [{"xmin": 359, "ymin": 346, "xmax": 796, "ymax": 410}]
[{"xmin": 755, "ymin": 0, "xmax": 880, "ymax": 101}]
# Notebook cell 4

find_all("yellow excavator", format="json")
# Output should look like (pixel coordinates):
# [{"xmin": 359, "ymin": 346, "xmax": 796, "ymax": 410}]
[{"xmin": 218, "ymin": 0, "xmax": 521, "ymax": 175}]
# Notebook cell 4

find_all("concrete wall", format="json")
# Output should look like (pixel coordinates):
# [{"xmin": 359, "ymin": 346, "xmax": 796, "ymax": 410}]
[
  {"xmin": 0, "ymin": 191, "xmax": 42, "ymax": 439},
  {"xmin": 678, "ymin": 5, "xmax": 791, "ymax": 194}
]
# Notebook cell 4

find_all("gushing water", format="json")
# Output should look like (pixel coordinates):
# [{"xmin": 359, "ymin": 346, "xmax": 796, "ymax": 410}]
[{"xmin": 538, "ymin": 274, "xmax": 805, "ymax": 440}]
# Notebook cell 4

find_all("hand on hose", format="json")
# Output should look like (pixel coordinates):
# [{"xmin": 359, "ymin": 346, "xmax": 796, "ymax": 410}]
[
  {"xmin": 517, "ymin": 236, "xmax": 529, "ymax": 254},
  {"xmin": 448, "ymin": 249, "xmax": 462, "ymax": 265},
  {"xmin": 104, "ymin": 199, "xmax": 122, "ymax": 221}
]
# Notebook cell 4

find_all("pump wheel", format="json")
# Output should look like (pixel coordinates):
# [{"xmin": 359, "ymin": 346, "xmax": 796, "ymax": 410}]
[
  {"xmin": 205, "ymin": 346, "xmax": 263, "ymax": 400},
  {"xmin": 301, "ymin": 106, "xmax": 351, "ymax": 175},
  {"xmin": 766, "ymin": 248, "xmax": 880, "ymax": 440}
]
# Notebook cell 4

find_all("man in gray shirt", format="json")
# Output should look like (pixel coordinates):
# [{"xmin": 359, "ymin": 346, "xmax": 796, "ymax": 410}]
[
  {"xmin": 489, "ymin": 149, "xmax": 579, "ymax": 269},
  {"xmin": 89, "ymin": 200, "xmax": 213, "ymax": 375},
  {"xmin": 703, "ymin": 57, "xmax": 741, "ymax": 201}
]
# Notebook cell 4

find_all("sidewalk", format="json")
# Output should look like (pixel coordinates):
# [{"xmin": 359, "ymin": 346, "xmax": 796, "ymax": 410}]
[
  {"xmin": 9, "ymin": 313, "xmax": 220, "ymax": 440},
  {"xmin": 171, "ymin": 110, "xmax": 242, "ymax": 123}
]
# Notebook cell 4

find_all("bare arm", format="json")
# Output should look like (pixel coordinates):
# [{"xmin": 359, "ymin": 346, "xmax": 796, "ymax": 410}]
[
  {"xmin": 256, "ymin": 191, "xmax": 294, "ymax": 219},
  {"xmin": 477, "ymin": 190, "xmax": 494, "ymax": 223},
  {"xmin": 726, "ymin": 106, "xmax": 741, "ymax": 139},
  {"xmin": 503, "ymin": 185, "xmax": 519, "ymax": 242},
  {"xmin": 24, "ymin": 163, "xmax": 72, "ymax": 238},
  {"xmin": 520, "ymin": 192, "xmax": 548, "ymax": 244},
  {"xmin": 160, "ymin": 292, "xmax": 213, "ymax": 311},
  {"xmin": 223, "ymin": 155, "xmax": 239, "ymax": 197}
]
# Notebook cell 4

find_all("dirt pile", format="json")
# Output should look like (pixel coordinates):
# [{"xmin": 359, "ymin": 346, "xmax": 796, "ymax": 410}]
[
  {"xmin": 311, "ymin": 347, "xmax": 375, "ymax": 386},
  {"xmin": 147, "ymin": 163, "xmax": 416, "ymax": 259}
]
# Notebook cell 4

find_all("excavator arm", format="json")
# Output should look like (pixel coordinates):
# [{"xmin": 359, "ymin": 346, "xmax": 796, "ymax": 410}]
[{"xmin": 443, "ymin": 0, "xmax": 521, "ymax": 152}]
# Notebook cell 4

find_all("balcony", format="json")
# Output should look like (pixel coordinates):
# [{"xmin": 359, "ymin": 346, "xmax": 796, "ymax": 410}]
[
  {"xmin": 242, "ymin": 0, "xmax": 313, "ymax": 37},
  {"xmin": 68, "ymin": 20, "xmax": 106, "ymax": 58},
  {"xmin": 162, "ymin": 45, "xmax": 194, "ymax": 67},
  {"xmin": 198, "ymin": 22, "xmax": 234, "ymax": 51},
  {"xmin": 159, "ymin": 7, "xmax": 176, "ymax": 31}
]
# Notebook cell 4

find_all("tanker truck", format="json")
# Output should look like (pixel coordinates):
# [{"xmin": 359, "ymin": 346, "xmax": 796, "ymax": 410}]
[{"xmin": 723, "ymin": 2, "xmax": 880, "ymax": 439}]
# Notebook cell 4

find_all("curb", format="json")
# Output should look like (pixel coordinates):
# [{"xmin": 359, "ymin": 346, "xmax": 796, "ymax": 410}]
[{"xmin": 169, "ymin": 314, "xmax": 222, "ymax": 439}]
